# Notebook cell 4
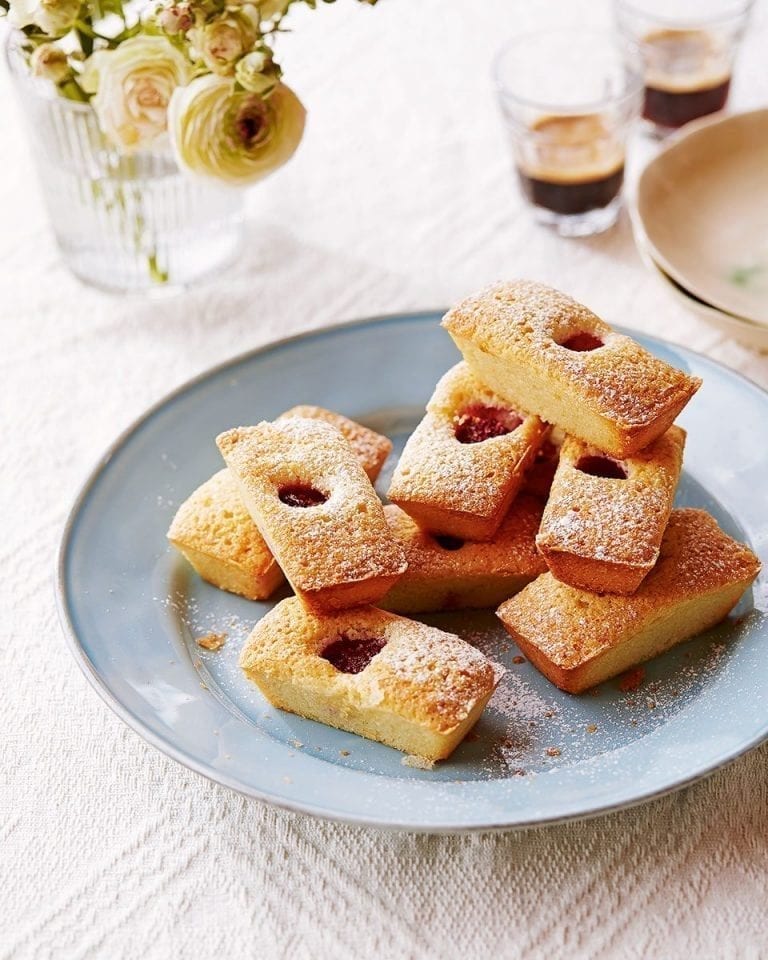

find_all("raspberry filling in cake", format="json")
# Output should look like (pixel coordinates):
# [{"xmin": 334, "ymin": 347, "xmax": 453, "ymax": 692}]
[
  {"xmin": 559, "ymin": 332, "xmax": 603, "ymax": 352},
  {"xmin": 575, "ymin": 454, "xmax": 627, "ymax": 479},
  {"xmin": 278, "ymin": 484, "xmax": 328, "ymax": 507},
  {"xmin": 433, "ymin": 534, "xmax": 465, "ymax": 551},
  {"xmin": 454, "ymin": 404, "xmax": 522, "ymax": 444},
  {"xmin": 321, "ymin": 634, "xmax": 388, "ymax": 674}
]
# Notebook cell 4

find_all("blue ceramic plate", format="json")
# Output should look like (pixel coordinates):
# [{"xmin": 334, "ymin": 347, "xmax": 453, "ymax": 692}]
[{"xmin": 57, "ymin": 313, "xmax": 768, "ymax": 832}]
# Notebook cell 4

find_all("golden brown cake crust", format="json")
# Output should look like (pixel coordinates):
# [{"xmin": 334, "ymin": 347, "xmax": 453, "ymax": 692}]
[
  {"xmin": 442, "ymin": 281, "xmax": 701, "ymax": 456},
  {"xmin": 387, "ymin": 362, "xmax": 547, "ymax": 540},
  {"xmin": 168, "ymin": 469, "xmax": 270, "ymax": 566},
  {"xmin": 217, "ymin": 418, "xmax": 406, "ymax": 609},
  {"xmin": 278, "ymin": 405, "xmax": 392, "ymax": 482},
  {"xmin": 381, "ymin": 497, "xmax": 547, "ymax": 612},
  {"xmin": 498, "ymin": 509, "xmax": 760, "ymax": 691},
  {"xmin": 536, "ymin": 425, "xmax": 686, "ymax": 594},
  {"xmin": 240, "ymin": 597, "xmax": 501, "ymax": 756},
  {"xmin": 384, "ymin": 497, "xmax": 545, "ymax": 580}
]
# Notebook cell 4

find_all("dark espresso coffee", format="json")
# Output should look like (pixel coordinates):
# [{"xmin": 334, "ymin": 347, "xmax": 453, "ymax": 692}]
[
  {"xmin": 516, "ymin": 114, "xmax": 624, "ymax": 216},
  {"xmin": 518, "ymin": 167, "xmax": 624, "ymax": 215},
  {"xmin": 641, "ymin": 29, "xmax": 731, "ymax": 128},
  {"xmin": 643, "ymin": 76, "xmax": 730, "ymax": 128}
]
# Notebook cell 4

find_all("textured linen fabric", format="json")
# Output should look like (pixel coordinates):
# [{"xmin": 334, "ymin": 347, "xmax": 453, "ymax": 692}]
[{"xmin": 2, "ymin": 2, "xmax": 768, "ymax": 958}]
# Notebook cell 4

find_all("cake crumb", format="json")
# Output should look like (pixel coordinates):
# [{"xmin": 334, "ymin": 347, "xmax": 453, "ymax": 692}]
[
  {"xmin": 512, "ymin": 656, "xmax": 526, "ymax": 665},
  {"xmin": 401, "ymin": 755, "xmax": 435, "ymax": 770},
  {"xmin": 289, "ymin": 739, "xmax": 303, "ymax": 749},
  {"xmin": 646, "ymin": 698, "xmax": 656, "ymax": 710},
  {"xmin": 618, "ymin": 667, "xmax": 645, "ymax": 692},
  {"xmin": 339, "ymin": 749, "xmax": 350, "ymax": 757},
  {"xmin": 546, "ymin": 747, "xmax": 561, "ymax": 757},
  {"xmin": 196, "ymin": 631, "xmax": 227, "ymax": 651},
  {"xmin": 586, "ymin": 724, "xmax": 598, "ymax": 734}
]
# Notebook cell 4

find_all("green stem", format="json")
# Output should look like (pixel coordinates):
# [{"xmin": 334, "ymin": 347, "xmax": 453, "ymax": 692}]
[{"xmin": 59, "ymin": 78, "xmax": 89, "ymax": 102}]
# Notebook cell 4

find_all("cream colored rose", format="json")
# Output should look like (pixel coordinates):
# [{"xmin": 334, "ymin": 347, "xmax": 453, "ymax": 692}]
[
  {"xmin": 81, "ymin": 36, "xmax": 193, "ymax": 153},
  {"xmin": 189, "ymin": 8, "xmax": 259, "ymax": 76},
  {"xmin": 168, "ymin": 75, "xmax": 306, "ymax": 187}
]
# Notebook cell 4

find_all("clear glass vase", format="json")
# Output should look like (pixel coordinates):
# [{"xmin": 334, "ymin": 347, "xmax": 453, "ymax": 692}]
[{"xmin": 5, "ymin": 34, "xmax": 245, "ymax": 294}]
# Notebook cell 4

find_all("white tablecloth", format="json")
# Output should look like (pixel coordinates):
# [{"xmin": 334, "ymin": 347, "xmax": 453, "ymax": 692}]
[{"xmin": 3, "ymin": 2, "xmax": 768, "ymax": 957}]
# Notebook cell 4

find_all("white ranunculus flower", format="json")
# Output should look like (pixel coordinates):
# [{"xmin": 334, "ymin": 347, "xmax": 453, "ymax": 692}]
[
  {"xmin": 81, "ymin": 36, "xmax": 193, "ymax": 153},
  {"xmin": 168, "ymin": 75, "xmax": 306, "ymax": 187}
]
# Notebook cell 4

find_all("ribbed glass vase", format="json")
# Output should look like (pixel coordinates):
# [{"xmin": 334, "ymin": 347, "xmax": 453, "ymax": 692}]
[{"xmin": 6, "ymin": 34, "xmax": 245, "ymax": 294}]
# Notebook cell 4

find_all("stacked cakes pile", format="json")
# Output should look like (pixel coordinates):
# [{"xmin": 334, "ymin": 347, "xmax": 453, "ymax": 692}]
[
  {"xmin": 167, "ymin": 281, "xmax": 760, "ymax": 760},
  {"xmin": 435, "ymin": 281, "xmax": 759, "ymax": 693},
  {"xmin": 171, "ymin": 404, "xmax": 503, "ymax": 762}
]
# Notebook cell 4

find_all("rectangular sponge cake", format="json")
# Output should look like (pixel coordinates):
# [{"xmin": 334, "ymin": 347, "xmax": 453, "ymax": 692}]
[
  {"xmin": 217, "ymin": 418, "xmax": 407, "ymax": 611},
  {"xmin": 497, "ymin": 509, "xmax": 760, "ymax": 693},
  {"xmin": 167, "ymin": 469, "xmax": 284, "ymax": 601},
  {"xmin": 442, "ymin": 280, "xmax": 701, "ymax": 459},
  {"xmin": 240, "ymin": 597, "xmax": 501, "ymax": 760}
]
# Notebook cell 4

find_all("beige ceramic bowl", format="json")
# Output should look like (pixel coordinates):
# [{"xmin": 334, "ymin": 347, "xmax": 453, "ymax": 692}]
[
  {"xmin": 637, "ymin": 238, "xmax": 768, "ymax": 352},
  {"xmin": 635, "ymin": 108, "xmax": 768, "ymax": 327}
]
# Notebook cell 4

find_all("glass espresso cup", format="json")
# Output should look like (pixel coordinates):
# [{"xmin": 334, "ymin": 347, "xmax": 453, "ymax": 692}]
[
  {"xmin": 615, "ymin": 0, "xmax": 754, "ymax": 133},
  {"xmin": 494, "ymin": 30, "xmax": 643, "ymax": 237}
]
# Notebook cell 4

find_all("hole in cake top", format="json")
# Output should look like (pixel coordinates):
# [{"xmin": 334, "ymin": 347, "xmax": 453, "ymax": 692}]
[
  {"xmin": 433, "ymin": 534, "xmax": 465, "ymax": 551},
  {"xmin": 278, "ymin": 484, "xmax": 328, "ymax": 507},
  {"xmin": 558, "ymin": 332, "xmax": 604, "ymax": 352},
  {"xmin": 321, "ymin": 634, "xmax": 387, "ymax": 674},
  {"xmin": 575, "ymin": 455, "xmax": 628, "ymax": 480},
  {"xmin": 454, "ymin": 404, "xmax": 523, "ymax": 444}
]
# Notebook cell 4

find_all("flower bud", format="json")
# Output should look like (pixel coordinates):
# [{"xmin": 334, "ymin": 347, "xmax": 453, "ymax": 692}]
[
  {"xmin": 169, "ymin": 75, "xmax": 305, "ymax": 186},
  {"xmin": 190, "ymin": 9, "xmax": 259, "ymax": 75},
  {"xmin": 234, "ymin": 48, "xmax": 281, "ymax": 96},
  {"xmin": 158, "ymin": 2, "xmax": 193, "ymax": 34},
  {"xmin": 30, "ymin": 42, "xmax": 71, "ymax": 83},
  {"xmin": 34, "ymin": 0, "xmax": 80, "ymax": 35}
]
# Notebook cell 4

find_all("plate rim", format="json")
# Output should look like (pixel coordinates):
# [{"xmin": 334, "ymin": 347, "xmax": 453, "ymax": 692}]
[
  {"xmin": 55, "ymin": 311, "xmax": 768, "ymax": 833},
  {"xmin": 633, "ymin": 106, "xmax": 768, "ymax": 328}
]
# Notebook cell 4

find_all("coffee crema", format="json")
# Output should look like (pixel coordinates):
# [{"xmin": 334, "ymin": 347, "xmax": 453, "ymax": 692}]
[
  {"xmin": 516, "ymin": 114, "xmax": 625, "ymax": 216},
  {"xmin": 641, "ymin": 29, "xmax": 731, "ymax": 128}
]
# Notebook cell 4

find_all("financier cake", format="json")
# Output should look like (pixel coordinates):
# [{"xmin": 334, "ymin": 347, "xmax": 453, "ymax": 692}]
[
  {"xmin": 442, "ymin": 280, "xmax": 701, "ymax": 458},
  {"xmin": 217, "ymin": 418, "xmax": 407, "ymax": 611},
  {"xmin": 387, "ymin": 361, "xmax": 547, "ymax": 540},
  {"xmin": 497, "ymin": 509, "xmax": 760, "ymax": 693},
  {"xmin": 240, "ymin": 596, "xmax": 502, "ymax": 760},
  {"xmin": 536, "ymin": 425, "xmax": 686, "ymax": 594},
  {"xmin": 277, "ymin": 405, "xmax": 392, "ymax": 482},
  {"xmin": 167, "ymin": 469, "xmax": 285, "ymax": 601},
  {"xmin": 168, "ymin": 407, "xmax": 392, "ymax": 599},
  {"xmin": 381, "ymin": 496, "xmax": 547, "ymax": 613}
]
